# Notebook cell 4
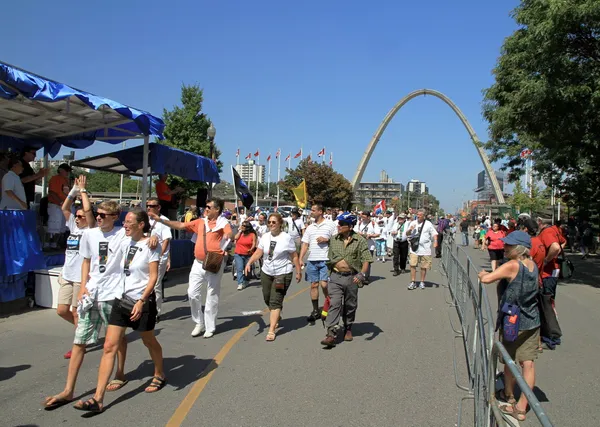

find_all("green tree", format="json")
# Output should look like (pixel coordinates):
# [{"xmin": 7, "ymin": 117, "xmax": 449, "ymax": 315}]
[
  {"xmin": 482, "ymin": 0, "xmax": 600, "ymax": 212},
  {"xmin": 506, "ymin": 179, "xmax": 550, "ymax": 214},
  {"xmin": 281, "ymin": 159, "xmax": 354, "ymax": 209},
  {"xmin": 161, "ymin": 84, "xmax": 220, "ymax": 198}
]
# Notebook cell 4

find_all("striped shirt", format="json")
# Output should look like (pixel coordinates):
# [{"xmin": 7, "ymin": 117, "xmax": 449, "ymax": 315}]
[{"xmin": 302, "ymin": 219, "xmax": 336, "ymax": 261}]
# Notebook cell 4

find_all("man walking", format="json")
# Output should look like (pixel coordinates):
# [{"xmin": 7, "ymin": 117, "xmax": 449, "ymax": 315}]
[
  {"xmin": 147, "ymin": 197, "xmax": 172, "ymax": 321},
  {"xmin": 300, "ymin": 204, "xmax": 336, "ymax": 322},
  {"xmin": 320, "ymin": 213, "xmax": 372, "ymax": 348},
  {"xmin": 285, "ymin": 207, "xmax": 304, "ymax": 252},
  {"xmin": 391, "ymin": 213, "xmax": 409, "ymax": 276},
  {"xmin": 406, "ymin": 209, "xmax": 438, "ymax": 290},
  {"xmin": 354, "ymin": 211, "xmax": 376, "ymax": 282},
  {"xmin": 460, "ymin": 218, "xmax": 470, "ymax": 246},
  {"xmin": 435, "ymin": 215, "xmax": 448, "ymax": 258},
  {"xmin": 149, "ymin": 198, "xmax": 232, "ymax": 338}
]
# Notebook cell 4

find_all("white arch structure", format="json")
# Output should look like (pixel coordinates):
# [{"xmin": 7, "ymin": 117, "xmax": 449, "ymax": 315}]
[{"xmin": 351, "ymin": 89, "xmax": 505, "ymax": 204}]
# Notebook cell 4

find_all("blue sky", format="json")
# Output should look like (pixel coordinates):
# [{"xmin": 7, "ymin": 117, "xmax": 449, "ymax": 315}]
[{"xmin": 2, "ymin": 0, "xmax": 519, "ymax": 212}]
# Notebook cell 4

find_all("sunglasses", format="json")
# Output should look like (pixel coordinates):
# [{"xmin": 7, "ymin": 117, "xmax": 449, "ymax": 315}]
[
  {"xmin": 267, "ymin": 221, "xmax": 278, "ymax": 225},
  {"xmin": 75, "ymin": 215, "xmax": 86, "ymax": 219},
  {"xmin": 97, "ymin": 213, "xmax": 117, "ymax": 219},
  {"xmin": 146, "ymin": 204, "xmax": 160, "ymax": 208},
  {"xmin": 205, "ymin": 206, "xmax": 213, "ymax": 210}
]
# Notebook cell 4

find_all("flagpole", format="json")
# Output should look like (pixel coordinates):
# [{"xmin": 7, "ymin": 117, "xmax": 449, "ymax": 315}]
[
  {"xmin": 276, "ymin": 149, "xmax": 281, "ymax": 210},
  {"xmin": 234, "ymin": 149, "xmax": 239, "ymax": 210},
  {"xmin": 288, "ymin": 154, "xmax": 291, "ymax": 170},
  {"xmin": 322, "ymin": 146, "xmax": 325, "ymax": 164},
  {"xmin": 267, "ymin": 155, "xmax": 271, "ymax": 198},
  {"xmin": 255, "ymin": 154, "xmax": 260, "ymax": 208},
  {"xmin": 300, "ymin": 146, "xmax": 303, "ymax": 161}
]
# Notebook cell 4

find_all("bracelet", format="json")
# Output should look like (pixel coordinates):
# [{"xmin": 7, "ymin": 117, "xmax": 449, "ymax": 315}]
[{"xmin": 80, "ymin": 189, "xmax": 87, "ymax": 193}]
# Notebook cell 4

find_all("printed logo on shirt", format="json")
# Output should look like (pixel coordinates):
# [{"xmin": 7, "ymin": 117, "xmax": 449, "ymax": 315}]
[
  {"xmin": 123, "ymin": 245, "xmax": 140, "ymax": 277},
  {"xmin": 67, "ymin": 234, "xmax": 82, "ymax": 252},
  {"xmin": 98, "ymin": 242, "xmax": 109, "ymax": 273},
  {"xmin": 268, "ymin": 240, "xmax": 277, "ymax": 260}
]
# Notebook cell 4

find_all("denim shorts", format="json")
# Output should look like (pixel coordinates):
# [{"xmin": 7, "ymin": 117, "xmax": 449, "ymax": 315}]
[{"xmin": 305, "ymin": 260, "xmax": 329, "ymax": 283}]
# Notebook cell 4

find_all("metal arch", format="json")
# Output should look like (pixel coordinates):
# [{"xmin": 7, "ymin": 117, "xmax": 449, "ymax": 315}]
[{"xmin": 351, "ymin": 88, "xmax": 505, "ymax": 204}]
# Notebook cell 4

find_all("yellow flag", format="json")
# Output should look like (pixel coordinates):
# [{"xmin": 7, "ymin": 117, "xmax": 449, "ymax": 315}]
[{"xmin": 292, "ymin": 180, "xmax": 307, "ymax": 209}]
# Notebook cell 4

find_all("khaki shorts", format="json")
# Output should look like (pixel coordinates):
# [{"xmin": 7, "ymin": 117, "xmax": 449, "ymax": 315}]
[
  {"xmin": 409, "ymin": 254, "xmax": 432, "ymax": 269},
  {"xmin": 501, "ymin": 327, "xmax": 540, "ymax": 364},
  {"xmin": 57, "ymin": 274, "xmax": 81, "ymax": 307}
]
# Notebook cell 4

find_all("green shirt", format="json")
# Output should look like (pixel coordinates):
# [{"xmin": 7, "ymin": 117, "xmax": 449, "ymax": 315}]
[{"xmin": 327, "ymin": 231, "xmax": 373, "ymax": 273}]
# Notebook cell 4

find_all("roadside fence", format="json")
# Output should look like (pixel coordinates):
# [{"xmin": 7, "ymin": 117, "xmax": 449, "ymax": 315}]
[{"xmin": 440, "ymin": 232, "xmax": 553, "ymax": 427}]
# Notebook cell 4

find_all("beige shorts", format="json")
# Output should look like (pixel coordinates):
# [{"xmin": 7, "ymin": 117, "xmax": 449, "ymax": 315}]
[
  {"xmin": 57, "ymin": 274, "xmax": 81, "ymax": 307},
  {"xmin": 409, "ymin": 254, "xmax": 432, "ymax": 269}
]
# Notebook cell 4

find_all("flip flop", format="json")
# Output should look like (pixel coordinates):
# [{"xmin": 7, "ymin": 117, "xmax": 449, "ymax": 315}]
[
  {"xmin": 145, "ymin": 376, "xmax": 167, "ymax": 393},
  {"xmin": 44, "ymin": 395, "xmax": 73, "ymax": 410},
  {"xmin": 106, "ymin": 379, "xmax": 129, "ymax": 392},
  {"xmin": 73, "ymin": 397, "xmax": 104, "ymax": 413},
  {"xmin": 265, "ymin": 331, "xmax": 276, "ymax": 342},
  {"xmin": 496, "ymin": 390, "xmax": 516, "ymax": 405},
  {"xmin": 499, "ymin": 403, "xmax": 526, "ymax": 421}
]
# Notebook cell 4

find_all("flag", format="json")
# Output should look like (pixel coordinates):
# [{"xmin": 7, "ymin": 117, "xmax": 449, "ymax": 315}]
[
  {"xmin": 285, "ymin": 154, "xmax": 291, "ymax": 161},
  {"xmin": 267, "ymin": 154, "xmax": 271, "ymax": 161},
  {"xmin": 232, "ymin": 166, "xmax": 254, "ymax": 209},
  {"xmin": 317, "ymin": 148, "xmax": 325, "ymax": 157},
  {"xmin": 520, "ymin": 148, "xmax": 533, "ymax": 158},
  {"xmin": 329, "ymin": 152, "xmax": 333, "ymax": 166},
  {"xmin": 373, "ymin": 200, "xmax": 386, "ymax": 215},
  {"xmin": 276, "ymin": 149, "xmax": 281, "ymax": 159},
  {"xmin": 254, "ymin": 150, "xmax": 260, "ymax": 157},
  {"xmin": 245, "ymin": 153, "xmax": 251, "ymax": 160},
  {"xmin": 306, "ymin": 154, "xmax": 312, "ymax": 163},
  {"xmin": 293, "ymin": 149, "xmax": 302, "ymax": 159},
  {"xmin": 236, "ymin": 148, "xmax": 240, "ymax": 158},
  {"xmin": 292, "ymin": 180, "xmax": 308, "ymax": 209}
]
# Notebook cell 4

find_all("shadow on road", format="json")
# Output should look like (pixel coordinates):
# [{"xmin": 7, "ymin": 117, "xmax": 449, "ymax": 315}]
[
  {"xmin": 276, "ymin": 316, "xmax": 309, "ymax": 337},
  {"xmin": 352, "ymin": 322, "xmax": 383, "ymax": 341},
  {"xmin": 218, "ymin": 314, "xmax": 268, "ymax": 336},
  {"xmin": 562, "ymin": 254, "xmax": 600, "ymax": 289},
  {"xmin": 160, "ymin": 307, "xmax": 192, "ymax": 322},
  {"xmin": 0, "ymin": 364, "xmax": 31, "ymax": 382}
]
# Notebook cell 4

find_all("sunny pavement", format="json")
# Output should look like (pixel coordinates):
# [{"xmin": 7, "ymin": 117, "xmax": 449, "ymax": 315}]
[{"xmin": 0, "ymin": 255, "xmax": 463, "ymax": 427}]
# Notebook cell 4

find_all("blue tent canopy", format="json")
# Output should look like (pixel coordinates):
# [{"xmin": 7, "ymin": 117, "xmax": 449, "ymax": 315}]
[
  {"xmin": 0, "ymin": 61, "xmax": 164, "ymax": 157},
  {"xmin": 70, "ymin": 143, "xmax": 220, "ymax": 183}
]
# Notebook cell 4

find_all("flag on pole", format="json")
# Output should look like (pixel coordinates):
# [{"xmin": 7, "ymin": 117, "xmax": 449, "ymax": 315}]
[
  {"xmin": 236, "ymin": 148, "xmax": 240, "ymax": 158},
  {"xmin": 373, "ymin": 200, "xmax": 386, "ymax": 215},
  {"xmin": 285, "ymin": 154, "xmax": 291, "ymax": 161},
  {"xmin": 276, "ymin": 149, "xmax": 281, "ymax": 159},
  {"xmin": 293, "ymin": 149, "xmax": 302, "ymax": 159},
  {"xmin": 232, "ymin": 166, "xmax": 254, "ymax": 209},
  {"xmin": 306, "ymin": 154, "xmax": 312, "ymax": 163},
  {"xmin": 317, "ymin": 148, "xmax": 325, "ymax": 157},
  {"xmin": 267, "ymin": 154, "xmax": 271, "ymax": 161},
  {"xmin": 292, "ymin": 180, "xmax": 308, "ymax": 209},
  {"xmin": 245, "ymin": 153, "xmax": 251, "ymax": 160},
  {"xmin": 520, "ymin": 148, "xmax": 533, "ymax": 158},
  {"xmin": 329, "ymin": 152, "xmax": 333, "ymax": 167},
  {"xmin": 254, "ymin": 150, "xmax": 260, "ymax": 157}
]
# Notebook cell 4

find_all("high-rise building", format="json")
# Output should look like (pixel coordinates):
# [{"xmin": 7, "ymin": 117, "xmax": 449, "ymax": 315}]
[
  {"xmin": 355, "ymin": 170, "xmax": 404, "ymax": 209},
  {"xmin": 406, "ymin": 179, "xmax": 428, "ymax": 195},
  {"xmin": 474, "ymin": 170, "xmax": 504, "ymax": 202},
  {"xmin": 235, "ymin": 160, "xmax": 266, "ymax": 184}
]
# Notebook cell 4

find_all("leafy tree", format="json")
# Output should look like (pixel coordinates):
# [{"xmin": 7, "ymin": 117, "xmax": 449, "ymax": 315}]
[
  {"xmin": 281, "ymin": 159, "xmax": 354, "ymax": 209},
  {"xmin": 161, "ymin": 84, "xmax": 220, "ymax": 198},
  {"xmin": 506, "ymin": 179, "xmax": 550, "ymax": 214},
  {"xmin": 482, "ymin": 0, "xmax": 600, "ymax": 212}
]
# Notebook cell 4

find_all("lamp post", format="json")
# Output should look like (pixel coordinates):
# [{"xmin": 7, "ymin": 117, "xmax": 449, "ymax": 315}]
[{"xmin": 207, "ymin": 123, "xmax": 216, "ymax": 198}]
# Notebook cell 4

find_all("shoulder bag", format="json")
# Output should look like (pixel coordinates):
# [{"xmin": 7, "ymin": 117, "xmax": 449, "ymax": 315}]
[
  {"xmin": 500, "ymin": 263, "xmax": 524, "ymax": 342},
  {"xmin": 553, "ymin": 228, "xmax": 574, "ymax": 279},
  {"xmin": 202, "ymin": 219, "xmax": 224, "ymax": 274},
  {"xmin": 409, "ymin": 220, "xmax": 426, "ymax": 252}
]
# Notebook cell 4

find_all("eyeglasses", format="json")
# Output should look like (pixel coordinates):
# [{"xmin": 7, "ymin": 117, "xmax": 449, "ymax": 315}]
[
  {"xmin": 75, "ymin": 215, "xmax": 86, "ymax": 219},
  {"xmin": 146, "ymin": 204, "xmax": 160, "ymax": 208},
  {"xmin": 267, "ymin": 221, "xmax": 278, "ymax": 225},
  {"xmin": 205, "ymin": 206, "xmax": 213, "ymax": 210},
  {"xmin": 97, "ymin": 213, "xmax": 117, "ymax": 219}
]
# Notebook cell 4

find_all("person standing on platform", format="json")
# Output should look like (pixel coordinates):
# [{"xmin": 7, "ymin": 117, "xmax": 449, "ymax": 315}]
[
  {"xmin": 155, "ymin": 174, "xmax": 183, "ymax": 220},
  {"xmin": 0, "ymin": 157, "xmax": 27, "ymax": 209},
  {"xmin": 148, "ymin": 198, "xmax": 232, "ymax": 338},
  {"xmin": 146, "ymin": 197, "xmax": 172, "ymax": 321},
  {"xmin": 46, "ymin": 164, "xmax": 71, "ymax": 248},
  {"xmin": 391, "ymin": 213, "xmax": 409, "ymax": 276},
  {"xmin": 19, "ymin": 146, "xmax": 48, "ymax": 208}
]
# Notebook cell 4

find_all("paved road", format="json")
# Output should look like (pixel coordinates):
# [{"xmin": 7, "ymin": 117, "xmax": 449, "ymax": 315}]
[{"xmin": 0, "ymin": 257, "xmax": 459, "ymax": 427}]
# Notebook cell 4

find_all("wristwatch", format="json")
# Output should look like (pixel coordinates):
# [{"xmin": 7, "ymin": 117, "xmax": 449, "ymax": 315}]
[
  {"xmin": 138, "ymin": 298, "xmax": 147, "ymax": 305},
  {"xmin": 80, "ymin": 189, "xmax": 88, "ymax": 193}
]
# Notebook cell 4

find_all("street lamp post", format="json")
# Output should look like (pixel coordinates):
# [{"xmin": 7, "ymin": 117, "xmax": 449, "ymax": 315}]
[{"xmin": 207, "ymin": 123, "xmax": 216, "ymax": 198}]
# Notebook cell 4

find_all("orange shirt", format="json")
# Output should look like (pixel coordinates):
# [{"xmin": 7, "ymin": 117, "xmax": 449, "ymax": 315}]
[
  {"xmin": 185, "ymin": 218, "xmax": 232, "ymax": 261},
  {"xmin": 48, "ymin": 175, "xmax": 69, "ymax": 205},
  {"xmin": 156, "ymin": 180, "xmax": 171, "ymax": 202}
]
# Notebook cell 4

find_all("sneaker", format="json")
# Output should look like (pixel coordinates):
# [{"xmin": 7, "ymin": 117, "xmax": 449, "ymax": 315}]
[
  {"xmin": 419, "ymin": 282, "xmax": 425, "ymax": 289},
  {"xmin": 191, "ymin": 324, "xmax": 205, "ymax": 337},
  {"xmin": 381, "ymin": 258, "xmax": 386, "ymax": 263},
  {"xmin": 307, "ymin": 309, "xmax": 320, "ymax": 322},
  {"xmin": 408, "ymin": 282, "xmax": 417, "ymax": 290},
  {"xmin": 203, "ymin": 331, "xmax": 215, "ymax": 339},
  {"xmin": 237, "ymin": 284, "xmax": 243, "ymax": 290},
  {"xmin": 64, "ymin": 350, "xmax": 72, "ymax": 359}
]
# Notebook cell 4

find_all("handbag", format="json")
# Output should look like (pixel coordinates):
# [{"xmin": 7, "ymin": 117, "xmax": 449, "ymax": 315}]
[
  {"xmin": 538, "ymin": 291, "xmax": 562, "ymax": 340},
  {"xmin": 554, "ymin": 228, "xmax": 574, "ymax": 279},
  {"xmin": 409, "ymin": 220, "xmax": 426, "ymax": 252},
  {"xmin": 119, "ymin": 294, "xmax": 138, "ymax": 313},
  {"xmin": 202, "ymin": 219, "xmax": 224, "ymax": 274}
]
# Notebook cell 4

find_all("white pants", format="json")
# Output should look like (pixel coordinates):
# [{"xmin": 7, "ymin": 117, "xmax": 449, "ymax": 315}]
[
  {"xmin": 155, "ymin": 257, "xmax": 168, "ymax": 314},
  {"xmin": 188, "ymin": 258, "xmax": 224, "ymax": 333},
  {"xmin": 47, "ymin": 203, "xmax": 66, "ymax": 234}
]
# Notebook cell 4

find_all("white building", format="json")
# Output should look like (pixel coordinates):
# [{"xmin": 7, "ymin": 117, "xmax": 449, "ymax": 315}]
[{"xmin": 235, "ymin": 160, "xmax": 266, "ymax": 184}]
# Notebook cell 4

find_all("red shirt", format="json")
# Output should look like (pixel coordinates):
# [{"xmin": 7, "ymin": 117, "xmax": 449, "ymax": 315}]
[
  {"xmin": 156, "ymin": 180, "xmax": 171, "ymax": 202},
  {"xmin": 235, "ymin": 233, "xmax": 255, "ymax": 255},
  {"xmin": 538, "ymin": 225, "xmax": 566, "ymax": 279},
  {"xmin": 530, "ymin": 235, "xmax": 546, "ymax": 286},
  {"xmin": 485, "ymin": 230, "xmax": 506, "ymax": 250}
]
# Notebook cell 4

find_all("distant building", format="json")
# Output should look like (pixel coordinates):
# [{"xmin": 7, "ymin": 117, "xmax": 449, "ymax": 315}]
[
  {"xmin": 406, "ymin": 179, "xmax": 428, "ymax": 195},
  {"xmin": 235, "ymin": 160, "xmax": 266, "ymax": 184},
  {"xmin": 29, "ymin": 151, "xmax": 86, "ymax": 171},
  {"xmin": 405, "ymin": 179, "xmax": 430, "ymax": 210},
  {"xmin": 474, "ymin": 170, "xmax": 504, "ymax": 202},
  {"xmin": 355, "ymin": 170, "xmax": 404, "ymax": 209}
]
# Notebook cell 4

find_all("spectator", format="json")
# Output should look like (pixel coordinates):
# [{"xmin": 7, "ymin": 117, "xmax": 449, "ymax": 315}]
[
  {"xmin": 484, "ymin": 222, "xmax": 507, "ymax": 271},
  {"xmin": 435, "ymin": 216, "xmax": 449, "ymax": 258},
  {"xmin": 19, "ymin": 146, "xmax": 48, "ymax": 208},
  {"xmin": 155, "ymin": 174, "xmax": 183, "ymax": 219},
  {"xmin": 460, "ymin": 218, "xmax": 470, "ymax": 246},
  {"xmin": 46, "ymin": 164, "xmax": 72, "ymax": 248},
  {"xmin": 0, "ymin": 157, "xmax": 27, "ymax": 209},
  {"xmin": 0, "ymin": 152, "xmax": 9, "ymax": 192}
]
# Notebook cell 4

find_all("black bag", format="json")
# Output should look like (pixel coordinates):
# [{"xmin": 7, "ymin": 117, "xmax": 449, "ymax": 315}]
[
  {"xmin": 538, "ymin": 291, "xmax": 562, "ymax": 340},
  {"xmin": 409, "ymin": 220, "xmax": 427, "ymax": 252},
  {"xmin": 119, "ymin": 294, "xmax": 138, "ymax": 313}
]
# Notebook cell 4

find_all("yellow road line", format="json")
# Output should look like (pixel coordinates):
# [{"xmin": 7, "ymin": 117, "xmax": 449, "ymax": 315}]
[{"xmin": 166, "ymin": 285, "xmax": 310, "ymax": 427}]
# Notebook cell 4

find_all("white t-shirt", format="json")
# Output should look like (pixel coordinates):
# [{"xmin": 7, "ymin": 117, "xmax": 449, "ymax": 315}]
[
  {"xmin": 301, "ymin": 219, "xmax": 336, "ymax": 261},
  {"xmin": 150, "ymin": 215, "xmax": 172, "ymax": 262},
  {"xmin": 406, "ymin": 220, "xmax": 438, "ymax": 256},
  {"xmin": 393, "ymin": 220, "xmax": 409, "ymax": 242},
  {"xmin": 374, "ymin": 224, "xmax": 388, "ymax": 240},
  {"xmin": 120, "ymin": 238, "xmax": 161, "ymax": 300},
  {"xmin": 354, "ymin": 221, "xmax": 375, "ymax": 250},
  {"xmin": 0, "ymin": 170, "xmax": 26, "ymax": 209},
  {"xmin": 258, "ymin": 231, "xmax": 296, "ymax": 276},
  {"xmin": 61, "ymin": 215, "xmax": 88, "ymax": 282},
  {"xmin": 79, "ymin": 226, "xmax": 128, "ymax": 302},
  {"xmin": 255, "ymin": 223, "xmax": 268, "ymax": 238},
  {"xmin": 285, "ymin": 217, "xmax": 305, "ymax": 240}
]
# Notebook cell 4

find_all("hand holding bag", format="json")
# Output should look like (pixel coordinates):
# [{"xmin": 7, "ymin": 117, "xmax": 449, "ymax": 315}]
[{"xmin": 202, "ymin": 219, "xmax": 224, "ymax": 274}]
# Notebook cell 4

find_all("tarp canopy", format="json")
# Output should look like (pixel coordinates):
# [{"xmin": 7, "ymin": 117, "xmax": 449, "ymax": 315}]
[
  {"xmin": 70, "ymin": 143, "xmax": 220, "ymax": 183},
  {"xmin": 0, "ymin": 61, "xmax": 164, "ymax": 157}
]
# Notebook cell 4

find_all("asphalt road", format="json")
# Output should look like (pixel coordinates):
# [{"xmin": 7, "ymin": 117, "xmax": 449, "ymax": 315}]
[{"xmin": 0, "ymin": 257, "xmax": 460, "ymax": 427}]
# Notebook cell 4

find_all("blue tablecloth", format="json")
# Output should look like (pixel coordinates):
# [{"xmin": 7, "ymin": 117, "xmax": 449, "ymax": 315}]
[
  {"xmin": 0, "ymin": 210, "xmax": 46, "ymax": 276},
  {"xmin": 170, "ymin": 239, "xmax": 195, "ymax": 269}
]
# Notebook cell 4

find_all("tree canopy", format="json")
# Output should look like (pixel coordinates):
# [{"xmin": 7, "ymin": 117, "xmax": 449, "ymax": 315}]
[
  {"xmin": 281, "ymin": 160, "xmax": 354, "ymax": 209},
  {"xmin": 482, "ymin": 0, "xmax": 600, "ymax": 212}
]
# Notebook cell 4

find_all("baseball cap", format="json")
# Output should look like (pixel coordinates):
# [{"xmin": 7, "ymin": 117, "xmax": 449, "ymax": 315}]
[
  {"xmin": 522, "ymin": 218, "xmax": 538, "ymax": 235},
  {"xmin": 501, "ymin": 230, "xmax": 531, "ymax": 248},
  {"xmin": 398, "ymin": 213, "xmax": 407, "ymax": 219}
]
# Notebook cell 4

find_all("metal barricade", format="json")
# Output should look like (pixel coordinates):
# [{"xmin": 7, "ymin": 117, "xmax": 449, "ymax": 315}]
[{"xmin": 440, "ymin": 232, "xmax": 553, "ymax": 426}]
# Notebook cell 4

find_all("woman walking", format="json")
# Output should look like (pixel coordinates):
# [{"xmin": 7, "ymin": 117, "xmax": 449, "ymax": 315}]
[
  {"xmin": 374, "ymin": 219, "xmax": 387, "ymax": 262},
  {"xmin": 245, "ymin": 213, "xmax": 301, "ymax": 341},
  {"xmin": 234, "ymin": 220, "xmax": 257, "ymax": 290},
  {"xmin": 484, "ymin": 222, "xmax": 506, "ymax": 271},
  {"xmin": 74, "ymin": 210, "xmax": 165, "ymax": 414},
  {"xmin": 478, "ymin": 231, "xmax": 540, "ymax": 422}
]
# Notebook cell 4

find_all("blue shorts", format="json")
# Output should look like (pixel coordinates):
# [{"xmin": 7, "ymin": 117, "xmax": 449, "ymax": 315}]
[{"xmin": 305, "ymin": 260, "xmax": 329, "ymax": 283}]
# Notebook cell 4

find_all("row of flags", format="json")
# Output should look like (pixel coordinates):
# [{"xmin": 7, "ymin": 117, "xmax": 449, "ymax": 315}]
[{"xmin": 236, "ymin": 147, "xmax": 333, "ymax": 166}]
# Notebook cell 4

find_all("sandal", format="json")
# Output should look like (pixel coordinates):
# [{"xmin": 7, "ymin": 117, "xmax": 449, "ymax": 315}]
[
  {"xmin": 145, "ymin": 376, "xmax": 167, "ymax": 393},
  {"xmin": 73, "ymin": 397, "xmax": 104, "ymax": 413},
  {"xmin": 275, "ymin": 316, "xmax": 282, "ymax": 329},
  {"xmin": 106, "ymin": 379, "xmax": 129, "ymax": 392},
  {"xmin": 265, "ymin": 331, "xmax": 276, "ymax": 342},
  {"xmin": 496, "ymin": 390, "xmax": 516, "ymax": 404},
  {"xmin": 44, "ymin": 395, "xmax": 73, "ymax": 410},
  {"xmin": 499, "ymin": 403, "xmax": 526, "ymax": 421}
]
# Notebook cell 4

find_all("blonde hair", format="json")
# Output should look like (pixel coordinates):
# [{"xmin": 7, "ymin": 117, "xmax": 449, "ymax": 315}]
[
  {"xmin": 98, "ymin": 200, "xmax": 121, "ymax": 215},
  {"xmin": 508, "ymin": 244, "xmax": 530, "ymax": 259}
]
